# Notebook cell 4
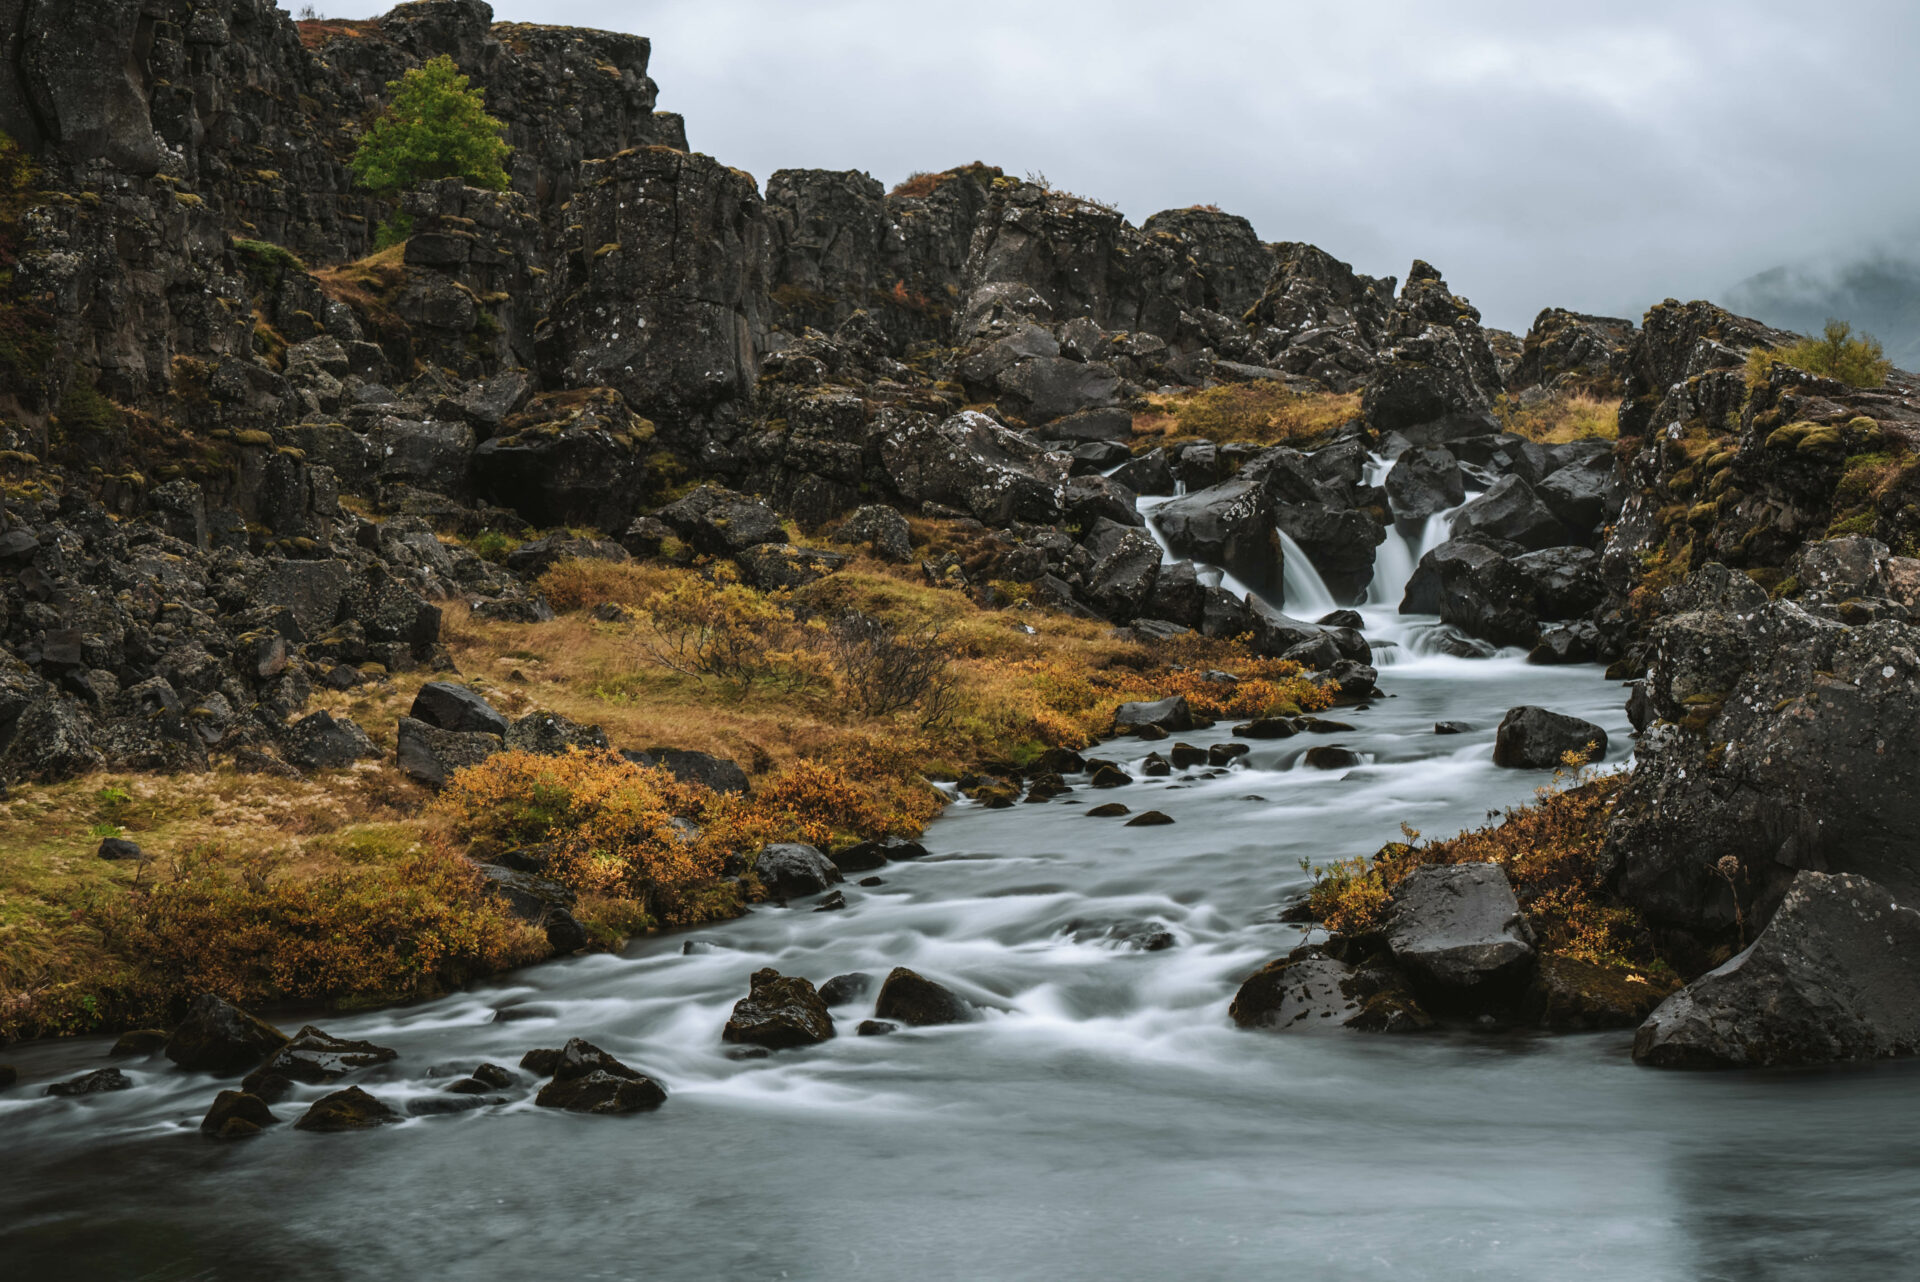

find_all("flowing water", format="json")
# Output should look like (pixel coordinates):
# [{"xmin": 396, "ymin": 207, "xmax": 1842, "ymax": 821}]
[{"xmin": 6, "ymin": 485, "xmax": 1919, "ymax": 1281}]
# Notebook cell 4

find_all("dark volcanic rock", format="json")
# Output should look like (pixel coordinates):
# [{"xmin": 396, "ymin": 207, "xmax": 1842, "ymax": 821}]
[
  {"xmin": 409, "ymin": 682, "xmax": 508, "ymax": 736},
  {"xmin": 653, "ymin": 486, "xmax": 787, "ymax": 557},
  {"xmin": 1384, "ymin": 445, "xmax": 1466, "ymax": 520},
  {"xmin": 1451, "ymin": 476, "xmax": 1571, "ymax": 551},
  {"xmin": 873, "ymin": 967, "xmax": 973, "ymax": 1026},
  {"xmin": 819, "ymin": 972, "xmax": 874, "ymax": 1006},
  {"xmin": 505, "ymin": 710, "xmax": 609, "ymax": 755},
  {"xmin": 722, "ymin": 968, "xmax": 835, "ymax": 1049},
  {"xmin": 201, "ymin": 1090, "xmax": 280, "ymax": 1138},
  {"xmin": 242, "ymin": 1025, "xmax": 398, "ymax": 1093},
  {"xmin": 396, "ymin": 716, "xmax": 502, "ymax": 789},
  {"xmin": 165, "ymin": 994, "xmax": 289, "ymax": 1074},
  {"xmin": 294, "ymin": 1086, "xmax": 400, "ymax": 1132},
  {"xmin": 1230, "ymin": 947, "xmax": 1432, "ymax": 1033},
  {"xmin": 97, "ymin": 837, "xmax": 145, "ymax": 861},
  {"xmin": 281, "ymin": 711, "xmax": 380, "ymax": 770},
  {"xmin": 1634, "ymin": 872, "xmax": 1920, "ymax": 1069},
  {"xmin": 533, "ymin": 1037, "xmax": 667, "ymax": 1115},
  {"xmin": 1151, "ymin": 478, "xmax": 1279, "ymax": 595},
  {"xmin": 1385, "ymin": 864, "xmax": 1537, "ymax": 1006},
  {"xmin": 625, "ymin": 747, "xmax": 750, "ymax": 795},
  {"xmin": 1492, "ymin": 706, "xmax": 1608, "ymax": 768},
  {"xmin": 1113, "ymin": 695, "xmax": 1192, "ymax": 733},
  {"xmin": 753, "ymin": 842, "xmax": 843, "ymax": 898},
  {"xmin": 46, "ymin": 1067, "xmax": 133, "ymax": 1097}
]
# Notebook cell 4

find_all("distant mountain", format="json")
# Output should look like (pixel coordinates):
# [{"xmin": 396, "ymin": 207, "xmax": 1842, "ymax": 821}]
[{"xmin": 1726, "ymin": 254, "xmax": 1920, "ymax": 372}]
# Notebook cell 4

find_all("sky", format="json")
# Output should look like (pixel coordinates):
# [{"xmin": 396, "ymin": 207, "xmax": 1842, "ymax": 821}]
[{"xmin": 317, "ymin": 1, "xmax": 1920, "ymax": 333}]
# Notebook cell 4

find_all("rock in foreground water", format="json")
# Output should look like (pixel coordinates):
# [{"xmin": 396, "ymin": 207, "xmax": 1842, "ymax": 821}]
[
  {"xmin": 1491, "ymin": 706, "xmax": 1607, "ymax": 768},
  {"xmin": 201, "ymin": 1090, "xmax": 280, "ymax": 1138},
  {"xmin": 165, "ymin": 994, "xmax": 290, "ymax": 1074},
  {"xmin": 295, "ymin": 1086, "xmax": 400, "ymax": 1132},
  {"xmin": 1634, "ymin": 872, "xmax": 1920, "ymax": 1069},
  {"xmin": 723, "ymin": 969, "xmax": 835, "ymax": 1049},
  {"xmin": 874, "ymin": 968, "xmax": 973, "ymax": 1026},
  {"xmin": 533, "ymin": 1038, "xmax": 668, "ymax": 1114},
  {"xmin": 754, "ymin": 842, "xmax": 843, "ymax": 898},
  {"xmin": 1385, "ymin": 863, "xmax": 1537, "ymax": 1006},
  {"xmin": 1230, "ymin": 947, "xmax": 1431, "ymax": 1033}
]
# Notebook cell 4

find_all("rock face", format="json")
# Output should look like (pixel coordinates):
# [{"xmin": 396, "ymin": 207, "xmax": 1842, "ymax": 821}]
[
  {"xmin": 1633, "ymin": 872, "xmax": 1920, "ymax": 1069},
  {"xmin": 873, "ymin": 967, "xmax": 973, "ymax": 1026},
  {"xmin": 164, "ymin": 994, "xmax": 290, "ymax": 1073},
  {"xmin": 722, "ymin": 969, "xmax": 835, "ymax": 1049},
  {"xmin": 1384, "ymin": 864, "xmax": 1537, "ymax": 1006},
  {"xmin": 1491, "ymin": 706, "xmax": 1608, "ymax": 768}
]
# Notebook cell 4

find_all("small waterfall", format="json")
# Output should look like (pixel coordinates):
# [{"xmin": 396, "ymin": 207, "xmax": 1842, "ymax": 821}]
[{"xmin": 1275, "ymin": 528, "xmax": 1339, "ymax": 619}]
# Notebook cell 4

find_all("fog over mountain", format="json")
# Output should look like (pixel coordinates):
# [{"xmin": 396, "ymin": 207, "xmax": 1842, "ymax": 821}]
[
  {"xmin": 310, "ymin": 0, "xmax": 1920, "ymax": 334},
  {"xmin": 1727, "ymin": 255, "xmax": 1920, "ymax": 371}
]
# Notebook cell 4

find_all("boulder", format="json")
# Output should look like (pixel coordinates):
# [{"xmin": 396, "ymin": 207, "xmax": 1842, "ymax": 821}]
[
  {"xmin": 281, "ymin": 711, "xmax": 380, "ymax": 770},
  {"xmin": 831, "ymin": 836, "xmax": 927, "ymax": 870},
  {"xmin": 830, "ymin": 504, "xmax": 914, "ymax": 563},
  {"xmin": 1384, "ymin": 445, "xmax": 1466, "ymax": 520},
  {"xmin": 1451, "ymin": 476, "xmax": 1571, "ymax": 551},
  {"xmin": 97, "ymin": 837, "xmax": 145, "ymax": 861},
  {"xmin": 1113, "ymin": 695, "xmax": 1192, "ymax": 734},
  {"xmin": 879, "ymin": 410, "xmax": 1060, "ymax": 525},
  {"xmin": 1083, "ymin": 529, "xmax": 1162, "ymax": 622},
  {"xmin": 1634, "ymin": 872, "xmax": 1920, "ymax": 1069},
  {"xmin": 653, "ymin": 486, "xmax": 787, "ymax": 557},
  {"xmin": 625, "ymin": 748, "xmax": 750, "ymax": 794},
  {"xmin": 734, "ymin": 542, "xmax": 848, "ymax": 591},
  {"xmin": 294, "ymin": 1086, "xmax": 401, "ymax": 1132},
  {"xmin": 241, "ymin": 1026, "xmax": 398, "ymax": 1094},
  {"xmin": 873, "ymin": 967, "xmax": 973, "ymax": 1026},
  {"xmin": 1111, "ymin": 448, "xmax": 1175, "ymax": 496},
  {"xmin": 1398, "ymin": 537, "xmax": 1538, "ymax": 646},
  {"xmin": 1492, "ymin": 706, "xmax": 1608, "ymax": 768},
  {"xmin": 1385, "ymin": 863, "xmax": 1537, "ymax": 1006},
  {"xmin": 1536, "ymin": 453, "xmax": 1618, "ymax": 536},
  {"xmin": 754, "ymin": 842, "xmax": 843, "ymax": 898},
  {"xmin": 200, "ymin": 1090, "xmax": 280, "ymax": 1138},
  {"xmin": 722, "ymin": 968, "xmax": 835, "ymax": 1049},
  {"xmin": 1302, "ymin": 746, "xmax": 1360, "ymax": 770},
  {"xmin": 505, "ymin": 711, "xmax": 609, "ymax": 755},
  {"xmin": 46, "ymin": 1067, "xmax": 133, "ymax": 1097},
  {"xmin": 1230, "ymin": 947, "xmax": 1432, "ymax": 1032},
  {"xmin": 533, "ymin": 1037, "xmax": 668, "ymax": 1114},
  {"xmin": 408, "ymin": 682, "xmax": 509, "ymax": 736},
  {"xmin": 165, "ymin": 994, "xmax": 289, "ymax": 1073},
  {"xmin": 1152, "ymin": 476, "xmax": 1281, "ymax": 590},
  {"xmin": 109, "ymin": 1029, "xmax": 169, "ymax": 1057},
  {"xmin": 396, "ymin": 717, "xmax": 502, "ymax": 789}
]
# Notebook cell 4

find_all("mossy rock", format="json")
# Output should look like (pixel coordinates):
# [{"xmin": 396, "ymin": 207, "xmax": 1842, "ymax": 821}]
[{"xmin": 1524, "ymin": 954, "xmax": 1678, "ymax": 1031}]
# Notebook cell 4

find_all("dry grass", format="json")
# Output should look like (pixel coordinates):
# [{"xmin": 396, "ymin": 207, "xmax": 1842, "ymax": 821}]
[
  {"xmin": 1132, "ymin": 382, "xmax": 1360, "ymax": 449},
  {"xmin": 1496, "ymin": 391, "xmax": 1620, "ymax": 443}
]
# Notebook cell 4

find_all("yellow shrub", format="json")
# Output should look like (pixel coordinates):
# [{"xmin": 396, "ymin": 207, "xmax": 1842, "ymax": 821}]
[{"xmin": 535, "ymin": 558, "xmax": 680, "ymax": 612}]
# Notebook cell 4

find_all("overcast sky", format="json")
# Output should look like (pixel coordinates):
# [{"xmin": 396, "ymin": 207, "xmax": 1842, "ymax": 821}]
[{"xmin": 322, "ymin": 1, "xmax": 1919, "ymax": 332}]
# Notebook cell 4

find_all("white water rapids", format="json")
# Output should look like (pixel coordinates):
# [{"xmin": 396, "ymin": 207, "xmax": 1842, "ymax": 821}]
[{"xmin": 4, "ymin": 465, "xmax": 1917, "ymax": 1280}]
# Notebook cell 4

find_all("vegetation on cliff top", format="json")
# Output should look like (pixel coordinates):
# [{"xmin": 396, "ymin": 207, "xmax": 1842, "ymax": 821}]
[
  {"xmin": 1747, "ymin": 318, "xmax": 1893, "ymax": 390},
  {"xmin": 350, "ymin": 54, "xmax": 511, "ymax": 194},
  {"xmin": 1131, "ymin": 381, "xmax": 1360, "ymax": 449}
]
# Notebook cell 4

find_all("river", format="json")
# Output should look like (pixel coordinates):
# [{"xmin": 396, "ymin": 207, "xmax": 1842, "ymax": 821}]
[{"xmin": 4, "ymin": 499, "xmax": 1918, "ymax": 1281}]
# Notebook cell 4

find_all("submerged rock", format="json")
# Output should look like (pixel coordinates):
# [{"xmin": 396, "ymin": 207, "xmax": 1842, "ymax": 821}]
[
  {"xmin": 46, "ymin": 1067, "xmax": 134, "ymax": 1097},
  {"xmin": 722, "ymin": 969, "xmax": 835, "ymax": 1049},
  {"xmin": 1230, "ymin": 947, "xmax": 1432, "ymax": 1033},
  {"xmin": 1634, "ymin": 872, "xmax": 1920, "ymax": 1069},
  {"xmin": 819, "ymin": 972, "xmax": 874, "ymax": 1006},
  {"xmin": 873, "ymin": 967, "xmax": 973, "ymax": 1026}
]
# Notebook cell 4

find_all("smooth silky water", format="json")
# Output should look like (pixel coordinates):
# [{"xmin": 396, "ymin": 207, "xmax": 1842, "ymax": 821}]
[{"xmin": 5, "ymin": 486, "xmax": 1917, "ymax": 1281}]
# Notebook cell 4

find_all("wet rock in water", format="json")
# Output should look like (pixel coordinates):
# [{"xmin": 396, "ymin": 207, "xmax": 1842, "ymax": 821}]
[
  {"xmin": 1303, "ymin": 746, "xmax": 1360, "ymax": 770},
  {"xmin": 1142, "ymin": 752, "xmax": 1172, "ymax": 777},
  {"xmin": 519, "ymin": 1048, "xmax": 564, "ymax": 1076},
  {"xmin": 723, "ymin": 969, "xmax": 836, "ymax": 1049},
  {"xmin": 874, "ymin": 967, "xmax": 974, "ymax": 1026},
  {"xmin": 408, "ymin": 1094, "xmax": 504, "ymax": 1116},
  {"xmin": 493, "ymin": 1004, "xmax": 560, "ymax": 1024},
  {"xmin": 813, "ymin": 891, "xmax": 848, "ymax": 912},
  {"xmin": 165, "ymin": 994, "xmax": 290, "ymax": 1073},
  {"xmin": 408, "ymin": 682, "xmax": 509, "ymax": 736},
  {"xmin": 1299, "ymin": 717, "xmax": 1356, "ymax": 733},
  {"xmin": 1169, "ymin": 742, "xmax": 1208, "ymax": 770},
  {"xmin": 1086, "ymin": 802, "xmax": 1131, "ymax": 817},
  {"xmin": 467, "ymin": 1063, "xmax": 519, "ymax": 1091},
  {"xmin": 857, "ymin": 1021, "xmax": 897, "ymax": 1036},
  {"xmin": 830, "ymin": 836, "xmax": 928, "ymax": 870},
  {"xmin": 1088, "ymin": 762, "xmax": 1132, "ymax": 789},
  {"xmin": 819, "ymin": 973, "xmax": 873, "ymax": 1007},
  {"xmin": 46, "ymin": 1067, "xmax": 133, "ymax": 1097},
  {"xmin": 1384, "ymin": 445, "xmax": 1467, "ymax": 520},
  {"xmin": 1208, "ymin": 743, "xmax": 1251, "ymax": 766},
  {"xmin": 1527, "ymin": 622, "xmax": 1600, "ymax": 665},
  {"xmin": 1633, "ymin": 872, "xmax": 1920, "ymax": 1069},
  {"xmin": 1434, "ymin": 720, "xmax": 1472, "ymax": 735},
  {"xmin": 1385, "ymin": 863, "xmax": 1537, "ymax": 1007},
  {"xmin": 295, "ymin": 1086, "xmax": 401, "ymax": 1132},
  {"xmin": 533, "ymin": 1038, "xmax": 668, "ymax": 1115},
  {"xmin": 396, "ymin": 717, "xmax": 502, "ymax": 790},
  {"xmin": 1451, "ymin": 476, "xmax": 1572, "ymax": 551},
  {"xmin": 753, "ymin": 842, "xmax": 843, "ymax": 897},
  {"xmin": 1068, "ymin": 920, "xmax": 1176, "ymax": 951},
  {"xmin": 1114, "ymin": 695, "xmax": 1193, "ymax": 734},
  {"xmin": 1124, "ymin": 810, "xmax": 1174, "ymax": 826},
  {"xmin": 1524, "ymin": 956, "xmax": 1677, "ymax": 1032},
  {"xmin": 97, "ymin": 837, "xmax": 145, "ymax": 861},
  {"xmin": 243, "ymin": 1026, "xmax": 399, "ymax": 1094},
  {"xmin": 110, "ymin": 1029, "xmax": 170, "ymax": 1058},
  {"xmin": 1234, "ymin": 717, "xmax": 1298, "ymax": 739},
  {"xmin": 1491, "ymin": 706, "xmax": 1608, "ymax": 768},
  {"xmin": 859, "ymin": 876, "xmax": 885, "ymax": 887},
  {"xmin": 201, "ymin": 1090, "xmax": 279, "ymax": 1138},
  {"xmin": 1230, "ymin": 946, "xmax": 1432, "ymax": 1033}
]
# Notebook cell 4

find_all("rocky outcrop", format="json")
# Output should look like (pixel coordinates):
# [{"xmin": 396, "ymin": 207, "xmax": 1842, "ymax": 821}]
[{"xmin": 1633, "ymin": 872, "xmax": 1920, "ymax": 1068}]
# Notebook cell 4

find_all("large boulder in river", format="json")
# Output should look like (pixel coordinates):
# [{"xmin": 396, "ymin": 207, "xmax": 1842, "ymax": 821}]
[
  {"xmin": 1275, "ymin": 503, "xmax": 1385, "ymax": 604},
  {"xmin": 1633, "ymin": 872, "xmax": 1920, "ymax": 1069},
  {"xmin": 533, "ymin": 1037, "xmax": 668, "ymax": 1115},
  {"xmin": 1385, "ymin": 863, "xmax": 1537, "ymax": 1007},
  {"xmin": 165, "ymin": 994, "xmax": 289, "ymax": 1073},
  {"xmin": 1492, "ymin": 706, "xmax": 1608, "ymax": 768},
  {"xmin": 1114, "ymin": 695, "xmax": 1193, "ymax": 734},
  {"xmin": 1384, "ymin": 445, "xmax": 1466, "ymax": 520},
  {"xmin": 1450, "ymin": 476, "xmax": 1572, "ymax": 550},
  {"xmin": 294, "ymin": 1086, "xmax": 400, "ymax": 1132},
  {"xmin": 722, "ymin": 969, "xmax": 835, "ymax": 1049},
  {"xmin": 1151, "ymin": 477, "xmax": 1280, "ymax": 595},
  {"xmin": 241, "ymin": 1026, "xmax": 399, "ymax": 1095},
  {"xmin": 874, "ymin": 967, "xmax": 974, "ymax": 1026},
  {"xmin": 1230, "ymin": 946, "xmax": 1432, "ymax": 1032},
  {"xmin": 1399, "ymin": 538, "xmax": 1536, "ymax": 645},
  {"xmin": 753, "ymin": 842, "xmax": 843, "ymax": 898}
]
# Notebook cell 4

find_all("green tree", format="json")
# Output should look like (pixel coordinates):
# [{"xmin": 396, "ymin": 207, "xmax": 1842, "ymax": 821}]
[
  {"xmin": 349, "ymin": 55, "xmax": 511, "ymax": 194},
  {"xmin": 1751, "ymin": 318, "xmax": 1894, "ymax": 389}
]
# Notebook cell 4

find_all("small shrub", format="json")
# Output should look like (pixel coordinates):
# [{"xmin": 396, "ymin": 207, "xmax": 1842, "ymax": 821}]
[
  {"xmin": 1748, "ymin": 319, "xmax": 1893, "ymax": 389},
  {"xmin": 641, "ymin": 576, "xmax": 820, "ymax": 693},
  {"xmin": 350, "ymin": 55, "xmax": 511, "ymax": 194},
  {"xmin": 466, "ymin": 528, "xmax": 521, "ymax": 564},
  {"xmin": 536, "ymin": 558, "xmax": 679, "ymax": 613},
  {"xmin": 827, "ymin": 613, "xmax": 961, "ymax": 725},
  {"xmin": 1496, "ymin": 392, "xmax": 1620, "ymax": 443},
  {"xmin": 373, "ymin": 209, "xmax": 414, "ymax": 251},
  {"xmin": 1132, "ymin": 382, "xmax": 1359, "ymax": 448}
]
